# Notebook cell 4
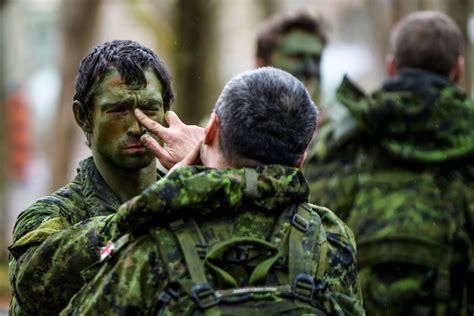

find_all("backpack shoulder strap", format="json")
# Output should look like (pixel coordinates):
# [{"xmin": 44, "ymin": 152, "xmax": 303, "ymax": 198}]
[
  {"xmin": 289, "ymin": 202, "xmax": 327, "ymax": 282},
  {"xmin": 149, "ymin": 218, "xmax": 221, "ymax": 315}
]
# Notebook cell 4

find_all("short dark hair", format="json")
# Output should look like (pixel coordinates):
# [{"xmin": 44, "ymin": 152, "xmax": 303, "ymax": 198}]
[
  {"xmin": 74, "ymin": 40, "xmax": 174, "ymax": 143},
  {"xmin": 391, "ymin": 11, "xmax": 463, "ymax": 76},
  {"xmin": 256, "ymin": 12, "xmax": 327, "ymax": 65},
  {"xmin": 214, "ymin": 67, "xmax": 317, "ymax": 167}
]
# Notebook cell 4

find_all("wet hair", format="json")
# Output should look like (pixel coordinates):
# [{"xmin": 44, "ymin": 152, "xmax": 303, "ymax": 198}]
[
  {"xmin": 256, "ymin": 12, "xmax": 327, "ymax": 65},
  {"xmin": 214, "ymin": 67, "xmax": 317, "ymax": 167},
  {"xmin": 391, "ymin": 11, "xmax": 463, "ymax": 76},
  {"xmin": 74, "ymin": 40, "xmax": 174, "ymax": 144}
]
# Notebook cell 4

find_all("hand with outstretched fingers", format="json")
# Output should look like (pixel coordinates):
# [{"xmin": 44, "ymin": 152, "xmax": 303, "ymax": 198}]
[{"xmin": 135, "ymin": 109, "xmax": 205, "ymax": 169}]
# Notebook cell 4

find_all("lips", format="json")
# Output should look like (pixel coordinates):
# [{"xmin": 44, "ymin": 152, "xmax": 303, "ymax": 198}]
[{"xmin": 123, "ymin": 142, "xmax": 146, "ymax": 153}]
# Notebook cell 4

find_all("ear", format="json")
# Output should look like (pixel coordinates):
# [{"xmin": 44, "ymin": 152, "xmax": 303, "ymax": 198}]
[
  {"xmin": 73, "ymin": 100, "xmax": 93, "ymax": 133},
  {"xmin": 203, "ymin": 112, "xmax": 219, "ymax": 145},
  {"xmin": 386, "ymin": 54, "xmax": 397, "ymax": 77},
  {"xmin": 449, "ymin": 56, "xmax": 464, "ymax": 84},
  {"xmin": 295, "ymin": 150, "xmax": 308, "ymax": 168},
  {"xmin": 256, "ymin": 57, "xmax": 267, "ymax": 68}
]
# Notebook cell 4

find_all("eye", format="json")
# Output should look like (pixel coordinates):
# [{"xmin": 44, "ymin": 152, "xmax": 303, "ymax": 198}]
[
  {"xmin": 288, "ymin": 53, "xmax": 304, "ymax": 62},
  {"xmin": 141, "ymin": 105, "xmax": 162, "ymax": 114},
  {"xmin": 106, "ymin": 106, "xmax": 127, "ymax": 114}
]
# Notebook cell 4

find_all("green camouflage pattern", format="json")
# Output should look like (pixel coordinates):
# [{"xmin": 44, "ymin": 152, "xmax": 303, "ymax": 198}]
[
  {"xmin": 9, "ymin": 157, "xmax": 122, "ymax": 315},
  {"xmin": 304, "ymin": 68, "xmax": 474, "ymax": 315},
  {"xmin": 8, "ymin": 157, "xmax": 164, "ymax": 315},
  {"xmin": 61, "ymin": 165, "xmax": 364, "ymax": 315}
]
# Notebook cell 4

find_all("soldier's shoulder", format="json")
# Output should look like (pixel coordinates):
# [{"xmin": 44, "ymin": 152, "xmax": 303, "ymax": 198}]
[
  {"xmin": 306, "ymin": 203, "xmax": 357, "ymax": 249},
  {"xmin": 13, "ymin": 181, "xmax": 85, "ymax": 240}
]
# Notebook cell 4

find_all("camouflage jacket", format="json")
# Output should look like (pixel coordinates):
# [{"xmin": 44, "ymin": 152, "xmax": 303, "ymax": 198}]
[
  {"xmin": 304, "ymin": 68, "xmax": 474, "ymax": 314},
  {"xmin": 8, "ymin": 157, "xmax": 162, "ymax": 315},
  {"xmin": 61, "ymin": 166, "xmax": 364, "ymax": 315}
]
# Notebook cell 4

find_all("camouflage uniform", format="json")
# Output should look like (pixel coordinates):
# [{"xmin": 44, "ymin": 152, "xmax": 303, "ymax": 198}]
[
  {"xmin": 305, "ymin": 68, "xmax": 474, "ymax": 315},
  {"xmin": 8, "ymin": 157, "xmax": 163, "ymax": 315},
  {"xmin": 61, "ymin": 165, "xmax": 364, "ymax": 315}
]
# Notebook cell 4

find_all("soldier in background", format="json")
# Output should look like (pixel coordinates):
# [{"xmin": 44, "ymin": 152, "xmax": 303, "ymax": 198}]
[
  {"xmin": 256, "ymin": 11, "xmax": 326, "ymax": 106},
  {"xmin": 61, "ymin": 68, "xmax": 364, "ymax": 315},
  {"xmin": 304, "ymin": 11, "xmax": 474, "ymax": 315}
]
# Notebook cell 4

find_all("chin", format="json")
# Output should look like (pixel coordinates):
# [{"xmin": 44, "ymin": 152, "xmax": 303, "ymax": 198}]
[{"xmin": 115, "ymin": 154, "xmax": 155, "ymax": 170}]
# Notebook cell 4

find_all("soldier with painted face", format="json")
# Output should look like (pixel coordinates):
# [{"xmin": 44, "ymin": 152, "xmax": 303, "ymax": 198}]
[
  {"xmin": 61, "ymin": 68, "xmax": 364, "ymax": 315},
  {"xmin": 8, "ymin": 40, "xmax": 182, "ymax": 315},
  {"xmin": 256, "ymin": 12, "xmax": 326, "ymax": 104},
  {"xmin": 305, "ymin": 11, "xmax": 474, "ymax": 315}
]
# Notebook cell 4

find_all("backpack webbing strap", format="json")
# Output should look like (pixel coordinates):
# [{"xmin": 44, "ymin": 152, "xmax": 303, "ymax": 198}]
[
  {"xmin": 169, "ymin": 218, "xmax": 208, "ymax": 285},
  {"xmin": 289, "ymin": 203, "xmax": 323, "ymax": 282},
  {"xmin": 316, "ymin": 220, "xmax": 329, "ymax": 280},
  {"xmin": 169, "ymin": 218, "xmax": 221, "ymax": 315},
  {"xmin": 244, "ymin": 168, "xmax": 258, "ymax": 198}
]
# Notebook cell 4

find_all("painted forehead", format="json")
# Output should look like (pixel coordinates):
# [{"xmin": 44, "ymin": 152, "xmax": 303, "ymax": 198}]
[
  {"xmin": 92, "ymin": 68, "xmax": 163, "ymax": 104},
  {"xmin": 278, "ymin": 30, "xmax": 324, "ymax": 55},
  {"xmin": 94, "ymin": 68, "xmax": 162, "ymax": 93}
]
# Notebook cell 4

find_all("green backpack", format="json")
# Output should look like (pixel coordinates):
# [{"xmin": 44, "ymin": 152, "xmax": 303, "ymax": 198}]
[
  {"xmin": 347, "ymin": 169, "xmax": 471, "ymax": 315},
  {"xmin": 148, "ymin": 203, "xmax": 362, "ymax": 315}
]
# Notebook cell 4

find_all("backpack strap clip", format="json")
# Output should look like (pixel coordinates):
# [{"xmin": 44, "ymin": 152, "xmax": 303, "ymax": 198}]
[
  {"xmin": 196, "ymin": 243, "xmax": 208, "ymax": 259},
  {"xmin": 292, "ymin": 273, "xmax": 316, "ymax": 301},
  {"xmin": 292, "ymin": 273, "xmax": 328, "ymax": 302},
  {"xmin": 291, "ymin": 213, "xmax": 309, "ymax": 232},
  {"xmin": 191, "ymin": 283, "xmax": 220, "ymax": 309}
]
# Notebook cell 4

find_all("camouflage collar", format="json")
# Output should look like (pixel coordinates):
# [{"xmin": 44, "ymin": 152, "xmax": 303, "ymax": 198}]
[
  {"xmin": 140, "ymin": 165, "xmax": 309, "ymax": 215},
  {"xmin": 77, "ymin": 157, "xmax": 122, "ymax": 217}
]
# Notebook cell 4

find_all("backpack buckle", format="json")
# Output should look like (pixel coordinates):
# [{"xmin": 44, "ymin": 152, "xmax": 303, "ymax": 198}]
[
  {"xmin": 157, "ymin": 288, "xmax": 180, "ymax": 305},
  {"xmin": 196, "ymin": 243, "xmax": 208, "ymax": 259},
  {"xmin": 292, "ymin": 273, "xmax": 316, "ymax": 301},
  {"xmin": 191, "ymin": 284, "xmax": 220, "ymax": 309},
  {"xmin": 291, "ymin": 213, "xmax": 309, "ymax": 232}
]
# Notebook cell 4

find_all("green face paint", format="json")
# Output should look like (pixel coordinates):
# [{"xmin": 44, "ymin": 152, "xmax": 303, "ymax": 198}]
[
  {"xmin": 90, "ymin": 68, "xmax": 165, "ymax": 170},
  {"xmin": 271, "ymin": 30, "xmax": 324, "ymax": 101}
]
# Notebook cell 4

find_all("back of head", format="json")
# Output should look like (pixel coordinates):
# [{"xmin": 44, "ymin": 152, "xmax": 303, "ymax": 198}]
[
  {"xmin": 256, "ymin": 12, "xmax": 327, "ymax": 65},
  {"xmin": 391, "ymin": 11, "xmax": 462, "ymax": 76},
  {"xmin": 214, "ymin": 67, "xmax": 317, "ymax": 167},
  {"xmin": 74, "ymin": 40, "xmax": 174, "ymax": 113}
]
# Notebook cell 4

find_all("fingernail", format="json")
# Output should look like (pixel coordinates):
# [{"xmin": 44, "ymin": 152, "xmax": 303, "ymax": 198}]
[
  {"xmin": 134, "ymin": 108, "xmax": 143, "ymax": 116},
  {"xmin": 140, "ymin": 135, "xmax": 150, "ymax": 143}
]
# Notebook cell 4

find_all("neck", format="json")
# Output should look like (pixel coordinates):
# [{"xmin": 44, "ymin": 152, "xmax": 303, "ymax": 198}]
[{"xmin": 94, "ymin": 157, "xmax": 157, "ymax": 203}]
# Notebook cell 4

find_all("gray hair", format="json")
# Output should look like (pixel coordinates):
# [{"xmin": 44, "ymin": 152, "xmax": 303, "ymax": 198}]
[{"xmin": 214, "ymin": 67, "xmax": 317, "ymax": 167}]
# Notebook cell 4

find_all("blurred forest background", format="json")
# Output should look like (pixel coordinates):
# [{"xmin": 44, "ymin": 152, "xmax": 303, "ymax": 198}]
[{"xmin": 0, "ymin": 0, "xmax": 473, "ymax": 310}]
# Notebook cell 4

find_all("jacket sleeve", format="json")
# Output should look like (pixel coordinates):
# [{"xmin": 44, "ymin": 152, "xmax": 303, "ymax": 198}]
[{"xmin": 8, "ymin": 201, "xmax": 119, "ymax": 315}]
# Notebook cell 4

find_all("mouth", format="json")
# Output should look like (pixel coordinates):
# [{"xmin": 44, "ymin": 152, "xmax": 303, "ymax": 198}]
[{"xmin": 123, "ymin": 143, "xmax": 147, "ymax": 153}]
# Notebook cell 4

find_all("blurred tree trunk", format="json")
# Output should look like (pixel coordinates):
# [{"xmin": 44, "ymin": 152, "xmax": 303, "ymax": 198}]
[
  {"xmin": 48, "ymin": 0, "xmax": 101, "ymax": 191},
  {"xmin": 366, "ymin": 0, "xmax": 392, "ymax": 74},
  {"xmin": 0, "ymin": 0, "xmax": 8, "ymax": 262},
  {"xmin": 172, "ymin": 0, "xmax": 219, "ymax": 125},
  {"xmin": 125, "ymin": 0, "xmax": 175, "ymax": 73},
  {"xmin": 261, "ymin": 0, "xmax": 279, "ymax": 18}
]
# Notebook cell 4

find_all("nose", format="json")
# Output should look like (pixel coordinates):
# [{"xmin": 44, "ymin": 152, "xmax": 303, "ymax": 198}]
[
  {"xmin": 301, "ymin": 57, "xmax": 320, "ymax": 81},
  {"xmin": 128, "ymin": 113, "xmax": 146, "ymax": 137}
]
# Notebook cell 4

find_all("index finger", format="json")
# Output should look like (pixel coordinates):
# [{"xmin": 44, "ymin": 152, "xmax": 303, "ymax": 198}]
[{"xmin": 134, "ymin": 109, "xmax": 168, "ymax": 137}]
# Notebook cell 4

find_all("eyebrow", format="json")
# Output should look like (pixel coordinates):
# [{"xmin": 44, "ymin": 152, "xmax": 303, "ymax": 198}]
[
  {"xmin": 141, "ymin": 98, "xmax": 163, "ymax": 107},
  {"xmin": 101, "ymin": 98, "xmax": 163, "ymax": 109}
]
